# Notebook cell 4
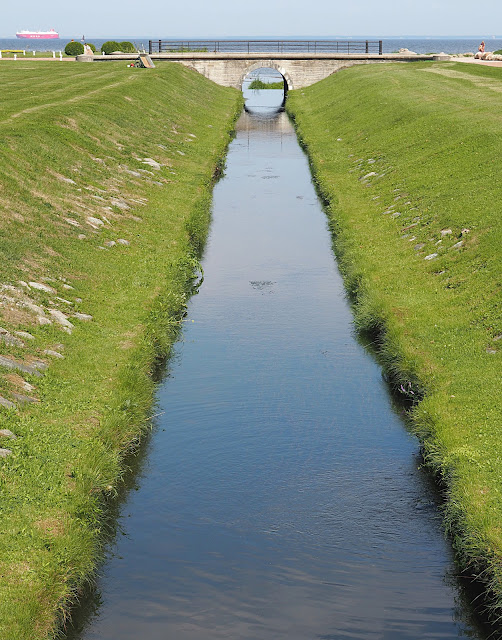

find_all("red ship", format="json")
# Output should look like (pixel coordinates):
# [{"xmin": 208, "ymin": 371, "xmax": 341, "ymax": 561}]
[{"xmin": 16, "ymin": 29, "xmax": 59, "ymax": 39}]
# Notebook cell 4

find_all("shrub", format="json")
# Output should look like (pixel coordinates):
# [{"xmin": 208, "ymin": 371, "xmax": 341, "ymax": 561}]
[
  {"xmin": 248, "ymin": 78, "xmax": 284, "ymax": 90},
  {"xmin": 101, "ymin": 40, "xmax": 121, "ymax": 54},
  {"xmin": 494, "ymin": 49, "xmax": 502, "ymax": 55},
  {"xmin": 120, "ymin": 41, "xmax": 136, "ymax": 53},
  {"xmin": 64, "ymin": 41, "xmax": 84, "ymax": 56}
]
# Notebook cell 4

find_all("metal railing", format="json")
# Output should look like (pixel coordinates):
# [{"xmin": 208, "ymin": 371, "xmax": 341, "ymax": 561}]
[{"xmin": 149, "ymin": 40, "xmax": 383, "ymax": 55}]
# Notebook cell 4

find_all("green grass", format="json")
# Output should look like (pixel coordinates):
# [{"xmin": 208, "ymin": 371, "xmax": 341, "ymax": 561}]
[
  {"xmin": 287, "ymin": 61, "xmax": 502, "ymax": 621},
  {"xmin": 0, "ymin": 61, "xmax": 241, "ymax": 638}
]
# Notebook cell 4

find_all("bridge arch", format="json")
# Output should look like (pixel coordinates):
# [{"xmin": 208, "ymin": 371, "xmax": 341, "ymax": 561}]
[{"xmin": 240, "ymin": 62, "xmax": 293, "ymax": 91}]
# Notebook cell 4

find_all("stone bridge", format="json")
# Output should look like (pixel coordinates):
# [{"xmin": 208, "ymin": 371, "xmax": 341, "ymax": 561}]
[
  {"xmin": 149, "ymin": 51, "xmax": 438, "ymax": 90},
  {"xmin": 81, "ymin": 41, "xmax": 444, "ymax": 90}
]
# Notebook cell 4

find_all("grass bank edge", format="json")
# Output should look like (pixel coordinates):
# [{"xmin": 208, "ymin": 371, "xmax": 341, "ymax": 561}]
[
  {"xmin": 53, "ymin": 100, "xmax": 243, "ymax": 640},
  {"xmin": 0, "ymin": 63, "xmax": 243, "ymax": 639},
  {"xmin": 286, "ymin": 63, "xmax": 502, "ymax": 623}
]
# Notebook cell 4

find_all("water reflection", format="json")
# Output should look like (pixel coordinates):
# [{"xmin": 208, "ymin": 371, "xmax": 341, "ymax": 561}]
[{"xmin": 64, "ymin": 87, "xmax": 490, "ymax": 639}]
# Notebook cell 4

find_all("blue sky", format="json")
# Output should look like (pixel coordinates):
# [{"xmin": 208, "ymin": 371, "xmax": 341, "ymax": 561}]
[{"xmin": 3, "ymin": 0, "xmax": 501, "ymax": 39}]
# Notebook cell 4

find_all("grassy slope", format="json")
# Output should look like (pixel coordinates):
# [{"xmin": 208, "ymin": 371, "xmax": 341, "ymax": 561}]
[
  {"xmin": 0, "ymin": 61, "xmax": 241, "ymax": 638},
  {"xmin": 287, "ymin": 61, "xmax": 502, "ymax": 615}
]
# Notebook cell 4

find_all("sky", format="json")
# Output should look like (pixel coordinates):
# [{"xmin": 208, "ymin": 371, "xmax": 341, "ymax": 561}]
[{"xmin": 2, "ymin": 0, "xmax": 501, "ymax": 39}]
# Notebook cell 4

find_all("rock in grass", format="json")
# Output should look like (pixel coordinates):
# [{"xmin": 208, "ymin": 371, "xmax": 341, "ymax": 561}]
[
  {"xmin": 43, "ymin": 350, "xmax": 64, "ymax": 359},
  {"xmin": 73, "ymin": 313, "xmax": 93, "ymax": 321},
  {"xmin": 65, "ymin": 218, "xmax": 81, "ymax": 227},
  {"xmin": 0, "ymin": 429, "xmax": 16, "ymax": 439},
  {"xmin": 0, "ymin": 328, "xmax": 24, "ymax": 347},
  {"xmin": 122, "ymin": 168, "xmax": 142, "ymax": 177},
  {"xmin": 104, "ymin": 240, "xmax": 116, "ymax": 247},
  {"xmin": 15, "ymin": 331, "xmax": 35, "ymax": 341},
  {"xmin": 116, "ymin": 238, "xmax": 130, "ymax": 246},
  {"xmin": 0, "ymin": 355, "xmax": 43, "ymax": 377},
  {"xmin": 20, "ymin": 301, "xmax": 47, "ymax": 318},
  {"xmin": 0, "ymin": 396, "xmax": 16, "ymax": 409},
  {"xmin": 48, "ymin": 309, "xmax": 74, "ymax": 329},
  {"xmin": 142, "ymin": 158, "xmax": 162, "ymax": 170},
  {"xmin": 86, "ymin": 217, "xmax": 105, "ymax": 229},
  {"xmin": 56, "ymin": 297, "xmax": 73, "ymax": 306},
  {"xmin": 29, "ymin": 282, "xmax": 56, "ymax": 294},
  {"xmin": 110, "ymin": 198, "xmax": 130, "ymax": 210},
  {"xmin": 11, "ymin": 393, "xmax": 39, "ymax": 404},
  {"xmin": 425, "ymin": 253, "xmax": 438, "ymax": 260},
  {"xmin": 31, "ymin": 360, "xmax": 48, "ymax": 371},
  {"xmin": 0, "ymin": 448, "xmax": 12, "ymax": 457}
]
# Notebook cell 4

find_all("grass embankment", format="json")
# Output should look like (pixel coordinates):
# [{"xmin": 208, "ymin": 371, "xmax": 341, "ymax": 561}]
[
  {"xmin": 287, "ymin": 62, "xmax": 502, "ymax": 618},
  {"xmin": 0, "ymin": 62, "xmax": 241, "ymax": 638}
]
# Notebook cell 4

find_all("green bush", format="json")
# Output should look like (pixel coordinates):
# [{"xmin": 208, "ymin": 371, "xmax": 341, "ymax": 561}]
[
  {"xmin": 120, "ymin": 41, "xmax": 136, "ymax": 53},
  {"xmin": 248, "ymin": 78, "xmax": 284, "ymax": 90},
  {"xmin": 101, "ymin": 40, "xmax": 121, "ymax": 54},
  {"xmin": 494, "ymin": 49, "xmax": 502, "ymax": 55},
  {"xmin": 64, "ymin": 41, "xmax": 84, "ymax": 56}
]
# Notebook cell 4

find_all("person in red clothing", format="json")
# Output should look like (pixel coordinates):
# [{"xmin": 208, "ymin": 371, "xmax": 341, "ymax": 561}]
[{"xmin": 475, "ymin": 41, "xmax": 486, "ymax": 59}]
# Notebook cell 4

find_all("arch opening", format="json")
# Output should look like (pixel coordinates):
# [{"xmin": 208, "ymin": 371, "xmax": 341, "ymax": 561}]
[
  {"xmin": 240, "ymin": 62, "xmax": 293, "ymax": 91},
  {"xmin": 241, "ymin": 66, "xmax": 289, "ymax": 114}
]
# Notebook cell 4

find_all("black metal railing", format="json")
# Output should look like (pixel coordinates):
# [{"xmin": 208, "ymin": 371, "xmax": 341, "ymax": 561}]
[{"xmin": 148, "ymin": 40, "xmax": 383, "ymax": 55}]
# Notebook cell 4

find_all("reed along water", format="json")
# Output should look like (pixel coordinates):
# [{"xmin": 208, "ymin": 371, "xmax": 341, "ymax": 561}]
[{"xmin": 69, "ymin": 86, "xmax": 488, "ymax": 639}]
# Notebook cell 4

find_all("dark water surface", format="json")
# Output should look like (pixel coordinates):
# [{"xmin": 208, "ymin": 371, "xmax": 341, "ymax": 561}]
[{"xmin": 68, "ymin": 90, "xmax": 487, "ymax": 639}]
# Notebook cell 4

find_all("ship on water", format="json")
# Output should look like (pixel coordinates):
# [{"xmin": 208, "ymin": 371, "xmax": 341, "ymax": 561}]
[{"xmin": 16, "ymin": 29, "xmax": 59, "ymax": 39}]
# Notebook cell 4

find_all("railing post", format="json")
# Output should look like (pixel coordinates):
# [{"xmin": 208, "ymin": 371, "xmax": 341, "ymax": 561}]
[
  {"xmin": 379, "ymin": 40, "xmax": 383, "ymax": 55},
  {"xmin": 365, "ymin": 40, "xmax": 369, "ymax": 54}
]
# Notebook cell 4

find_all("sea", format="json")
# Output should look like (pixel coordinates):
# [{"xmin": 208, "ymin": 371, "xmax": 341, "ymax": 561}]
[{"xmin": 0, "ymin": 36, "xmax": 501, "ymax": 55}]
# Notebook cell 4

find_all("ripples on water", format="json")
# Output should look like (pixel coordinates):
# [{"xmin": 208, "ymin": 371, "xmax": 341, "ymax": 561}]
[{"xmin": 65, "ymin": 85, "xmax": 489, "ymax": 640}]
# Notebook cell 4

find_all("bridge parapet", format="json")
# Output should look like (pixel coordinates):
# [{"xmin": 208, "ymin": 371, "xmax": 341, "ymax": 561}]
[{"xmin": 149, "ymin": 39, "xmax": 384, "ymax": 55}]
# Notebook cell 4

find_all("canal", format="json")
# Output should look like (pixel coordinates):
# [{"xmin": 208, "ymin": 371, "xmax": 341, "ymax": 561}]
[{"xmin": 68, "ymin": 82, "xmax": 487, "ymax": 639}]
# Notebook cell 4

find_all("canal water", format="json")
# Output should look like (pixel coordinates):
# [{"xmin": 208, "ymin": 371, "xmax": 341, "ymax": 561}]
[{"xmin": 68, "ymin": 85, "xmax": 487, "ymax": 639}]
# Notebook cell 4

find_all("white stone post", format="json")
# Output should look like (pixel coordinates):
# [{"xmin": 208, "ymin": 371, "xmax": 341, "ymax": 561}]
[
  {"xmin": 14, "ymin": 54, "xmax": 17, "ymax": 60},
  {"xmin": 59, "ymin": 52, "xmax": 63, "ymax": 61},
  {"xmin": 32, "ymin": 50, "xmax": 35, "ymax": 56},
  {"xmin": 52, "ymin": 51, "xmax": 56, "ymax": 58}
]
